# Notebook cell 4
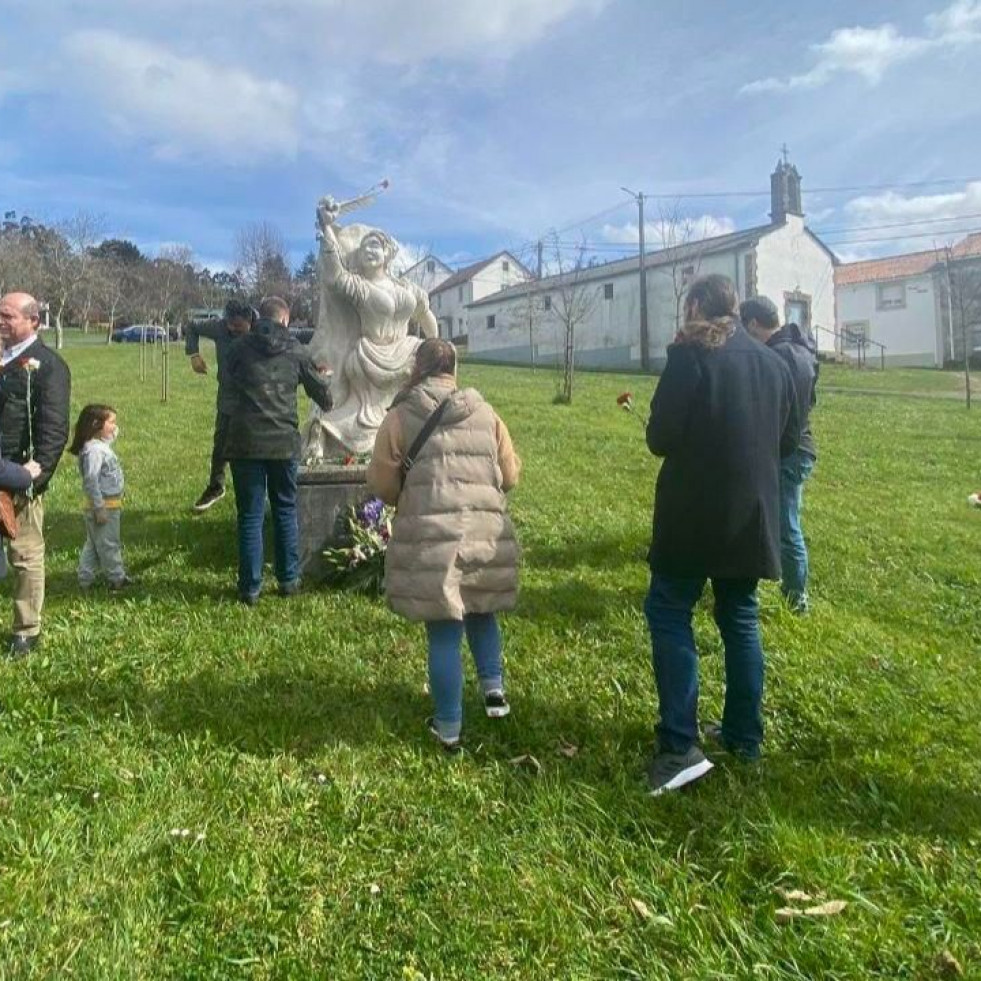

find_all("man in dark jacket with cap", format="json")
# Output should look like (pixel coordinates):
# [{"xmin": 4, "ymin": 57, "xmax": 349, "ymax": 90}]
[
  {"xmin": 741, "ymin": 296, "xmax": 818, "ymax": 613},
  {"xmin": 224, "ymin": 296, "xmax": 332, "ymax": 604},
  {"xmin": 644, "ymin": 275, "xmax": 798, "ymax": 795},
  {"xmin": 185, "ymin": 299, "xmax": 256, "ymax": 512}
]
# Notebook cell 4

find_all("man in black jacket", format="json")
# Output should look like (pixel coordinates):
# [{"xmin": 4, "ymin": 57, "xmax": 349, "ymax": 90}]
[
  {"xmin": 741, "ymin": 296, "xmax": 818, "ymax": 613},
  {"xmin": 0, "ymin": 292, "xmax": 72, "ymax": 658},
  {"xmin": 185, "ymin": 299, "xmax": 255, "ymax": 512},
  {"xmin": 644, "ymin": 275, "xmax": 798, "ymax": 795},
  {"xmin": 224, "ymin": 296, "xmax": 332, "ymax": 604}
]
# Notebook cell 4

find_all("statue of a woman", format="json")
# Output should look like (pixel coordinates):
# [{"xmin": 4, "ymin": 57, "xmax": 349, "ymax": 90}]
[{"xmin": 303, "ymin": 196, "xmax": 438, "ymax": 461}]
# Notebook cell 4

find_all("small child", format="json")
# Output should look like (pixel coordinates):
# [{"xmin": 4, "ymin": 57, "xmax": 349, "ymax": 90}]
[{"xmin": 69, "ymin": 403, "xmax": 131, "ymax": 590}]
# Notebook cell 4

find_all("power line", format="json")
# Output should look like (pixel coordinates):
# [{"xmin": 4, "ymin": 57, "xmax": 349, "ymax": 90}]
[
  {"xmin": 638, "ymin": 177, "xmax": 981, "ymax": 201},
  {"xmin": 813, "ymin": 213, "xmax": 981, "ymax": 235}
]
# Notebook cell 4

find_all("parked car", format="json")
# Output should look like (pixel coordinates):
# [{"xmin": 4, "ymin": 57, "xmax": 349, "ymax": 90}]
[{"xmin": 112, "ymin": 325, "xmax": 169, "ymax": 343}]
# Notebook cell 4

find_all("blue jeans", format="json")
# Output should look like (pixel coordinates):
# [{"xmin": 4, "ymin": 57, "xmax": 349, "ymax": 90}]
[
  {"xmin": 426, "ymin": 613, "xmax": 504, "ymax": 740},
  {"xmin": 645, "ymin": 574, "xmax": 764, "ymax": 758},
  {"xmin": 779, "ymin": 450, "xmax": 816, "ymax": 607},
  {"xmin": 230, "ymin": 458, "xmax": 300, "ymax": 598}
]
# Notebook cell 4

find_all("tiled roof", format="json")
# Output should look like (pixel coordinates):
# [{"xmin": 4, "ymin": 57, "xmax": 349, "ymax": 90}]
[
  {"xmin": 835, "ymin": 232, "xmax": 981, "ymax": 287},
  {"xmin": 835, "ymin": 250, "xmax": 942, "ymax": 287},
  {"xmin": 431, "ymin": 251, "xmax": 533, "ymax": 295}
]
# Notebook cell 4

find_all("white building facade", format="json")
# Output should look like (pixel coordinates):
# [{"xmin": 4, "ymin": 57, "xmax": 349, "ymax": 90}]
[
  {"xmin": 430, "ymin": 252, "xmax": 532, "ymax": 341},
  {"xmin": 400, "ymin": 255, "xmax": 453, "ymax": 293},
  {"xmin": 467, "ymin": 164, "xmax": 836, "ymax": 370}
]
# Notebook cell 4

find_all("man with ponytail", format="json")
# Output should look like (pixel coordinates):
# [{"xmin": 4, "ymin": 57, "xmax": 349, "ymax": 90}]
[{"xmin": 644, "ymin": 274, "xmax": 799, "ymax": 794}]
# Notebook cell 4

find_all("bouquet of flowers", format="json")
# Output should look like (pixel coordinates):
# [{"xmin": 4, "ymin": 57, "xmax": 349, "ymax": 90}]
[
  {"xmin": 616, "ymin": 391, "xmax": 648, "ymax": 428},
  {"xmin": 322, "ymin": 497, "xmax": 394, "ymax": 594}
]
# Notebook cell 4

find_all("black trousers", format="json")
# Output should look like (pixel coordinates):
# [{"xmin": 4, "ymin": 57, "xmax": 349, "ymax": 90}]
[{"xmin": 209, "ymin": 411, "xmax": 231, "ymax": 488}]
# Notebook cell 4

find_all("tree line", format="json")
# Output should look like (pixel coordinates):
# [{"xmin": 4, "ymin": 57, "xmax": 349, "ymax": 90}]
[{"xmin": 0, "ymin": 211, "xmax": 318, "ymax": 348}]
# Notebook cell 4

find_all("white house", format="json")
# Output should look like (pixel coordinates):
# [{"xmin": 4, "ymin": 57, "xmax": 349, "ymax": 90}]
[
  {"xmin": 429, "ymin": 252, "xmax": 533, "ymax": 341},
  {"xmin": 835, "ymin": 234, "xmax": 981, "ymax": 367},
  {"xmin": 466, "ymin": 162, "xmax": 836, "ymax": 370},
  {"xmin": 400, "ymin": 255, "xmax": 453, "ymax": 293}
]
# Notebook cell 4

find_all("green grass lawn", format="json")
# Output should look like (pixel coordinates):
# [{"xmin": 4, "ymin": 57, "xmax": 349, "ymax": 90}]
[{"xmin": 2, "ymin": 344, "xmax": 980, "ymax": 979}]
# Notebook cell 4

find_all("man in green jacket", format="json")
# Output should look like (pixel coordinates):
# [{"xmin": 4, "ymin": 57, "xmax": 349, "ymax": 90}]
[{"xmin": 224, "ymin": 296, "xmax": 332, "ymax": 604}]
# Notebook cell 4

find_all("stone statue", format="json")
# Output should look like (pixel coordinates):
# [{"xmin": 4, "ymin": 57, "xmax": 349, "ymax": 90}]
[{"xmin": 302, "ymin": 195, "xmax": 438, "ymax": 461}]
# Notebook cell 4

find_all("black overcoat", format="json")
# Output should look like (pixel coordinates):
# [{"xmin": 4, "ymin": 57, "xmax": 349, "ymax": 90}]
[{"xmin": 646, "ymin": 326, "xmax": 799, "ymax": 581}]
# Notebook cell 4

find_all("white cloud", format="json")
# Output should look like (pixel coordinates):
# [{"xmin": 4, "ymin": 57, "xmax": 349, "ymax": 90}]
[
  {"xmin": 601, "ymin": 215, "xmax": 736, "ymax": 249},
  {"xmin": 742, "ymin": 0, "xmax": 981, "ymax": 94},
  {"xmin": 61, "ymin": 30, "xmax": 299, "ymax": 163}
]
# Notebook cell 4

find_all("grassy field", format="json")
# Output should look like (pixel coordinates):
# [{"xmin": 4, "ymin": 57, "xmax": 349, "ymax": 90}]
[{"xmin": 1, "ymin": 343, "xmax": 980, "ymax": 979}]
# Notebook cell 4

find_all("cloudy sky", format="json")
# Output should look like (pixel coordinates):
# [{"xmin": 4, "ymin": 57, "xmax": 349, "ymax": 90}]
[{"xmin": 3, "ymin": 0, "xmax": 981, "ymax": 271}]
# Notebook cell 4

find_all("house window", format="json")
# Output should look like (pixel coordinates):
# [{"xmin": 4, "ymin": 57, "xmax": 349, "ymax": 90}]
[
  {"xmin": 426, "ymin": 259, "xmax": 435, "ymax": 274},
  {"xmin": 435, "ymin": 294, "xmax": 441, "ymax": 310},
  {"xmin": 843, "ymin": 321, "xmax": 869, "ymax": 348},
  {"xmin": 543, "ymin": 295, "xmax": 552, "ymax": 311},
  {"xmin": 458, "ymin": 286, "xmax": 464, "ymax": 302},
  {"xmin": 502, "ymin": 260, "xmax": 510, "ymax": 272},
  {"xmin": 604, "ymin": 283, "xmax": 614, "ymax": 300},
  {"xmin": 458, "ymin": 318, "xmax": 463, "ymax": 330},
  {"xmin": 877, "ymin": 282, "xmax": 906, "ymax": 310},
  {"xmin": 681, "ymin": 265, "xmax": 695, "ymax": 287},
  {"xmin": 487, "ymin": 314, "xmax": 496, "ymax": 330}
]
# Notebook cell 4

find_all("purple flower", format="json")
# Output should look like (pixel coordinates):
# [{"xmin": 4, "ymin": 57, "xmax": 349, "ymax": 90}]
[{"xmin": 358, "ymin": 498, "xmax": 385, "ymax": 528}]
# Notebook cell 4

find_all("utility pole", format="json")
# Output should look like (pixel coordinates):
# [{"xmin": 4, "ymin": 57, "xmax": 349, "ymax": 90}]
[
  {"xmin": 536, "ymin": 240, "xmax": 543, "ymax": 280},
  {"xmin": 622, "ymin": 187, "xmax": 650, "ymax": 371},
  {"xmin": 945, "ymin": 246, "xmax": 970, "ymax": 409}
]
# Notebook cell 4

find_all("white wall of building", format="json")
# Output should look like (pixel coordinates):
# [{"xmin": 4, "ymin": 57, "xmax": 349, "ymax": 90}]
[
  {"xmin": 754, "ymin": 214, "xmax": 836, "ymax": 355},
  {"xmin": 432, "ymin": 254, "xmax": 530, "ymax": 341},
  {"xmin": 836, "ymin": 274, "xmax": 941, "ymax": 366},
  {"xmin": 467, "ymin": 220, "xmax": 835, "ymax": 370},
  {"xmin": 401, "ymin": 258, "xmax": 451, "ymax": 293}
]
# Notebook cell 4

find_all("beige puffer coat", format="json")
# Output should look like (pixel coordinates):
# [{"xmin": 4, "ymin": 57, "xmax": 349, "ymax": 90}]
[{"xmin": 366, "ymin": 375, "xmax": 521, "ymax": 622}]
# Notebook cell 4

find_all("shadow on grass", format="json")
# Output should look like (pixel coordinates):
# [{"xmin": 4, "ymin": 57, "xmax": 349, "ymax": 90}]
[
  {"xmin": 44, "ymin": 508, "xmax": 238, "ymax": 573},
  {"xmin": 522, "ymin": 534, "xmax": 648, "ymax": 573},
  {"xmin": 47, "ymin": 665, "xmax": 981, "ymax": 841}
]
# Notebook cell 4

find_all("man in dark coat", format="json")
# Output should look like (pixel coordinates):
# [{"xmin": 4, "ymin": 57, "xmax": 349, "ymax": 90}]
[
  {"xmin": 185, "ymin": 299, "xmax": 256, "ymax": 512},
  {"xmin": 0, "ymin": 292, "xmax": 71, "ymax": 658},
  {"xmin": 741, "ymin": 296, "xmax": 818, "ymax": 613},
  {"xmin": 224, "ymin": 296, "xmax": 332, "ymax": 604},
  {"xmin": 644, "ymin": 274, "xmax": 798, "ymax": 795}
]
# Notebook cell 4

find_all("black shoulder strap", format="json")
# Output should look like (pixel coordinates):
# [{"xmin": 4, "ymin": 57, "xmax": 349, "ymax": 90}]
[{"xmin": 400, "ymin": 399, "xmax": 451, "ymax": 487}]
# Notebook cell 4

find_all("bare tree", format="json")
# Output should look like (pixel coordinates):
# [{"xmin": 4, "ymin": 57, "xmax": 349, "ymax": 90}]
[
  {"xmin": 652, "ymin": 201, "xmax": 712, "ymax": 333},
  {"xmin": 234, "ymin": 221, "xmax": 290, "ymax": 300},
  {"xmin": 93, "ymin": 256, "xmax": 130, "ymax": 343},
  {"xmin": 547, "ymin": 233, "xmax": 599, "ymax": 405},
  {"xmin": 42, "ymin": 212, "xmax": 105, "ymax": 348}
]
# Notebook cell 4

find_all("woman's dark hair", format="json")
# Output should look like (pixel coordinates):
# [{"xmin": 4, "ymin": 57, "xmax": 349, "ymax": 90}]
[
  {"xmin": 685, "ymin": 274, "xmax": 738, "ymax": 321},
  {"xmin": 224, "ymin": 299, "xmax": 256, "ymax": 323},
  {"xmin": 404, "ymin": 338, "xmax": 457, "ymax": 391},
  {"xmin": 69, "ymin": 404, "xmax": 115, "ymax": 456}
]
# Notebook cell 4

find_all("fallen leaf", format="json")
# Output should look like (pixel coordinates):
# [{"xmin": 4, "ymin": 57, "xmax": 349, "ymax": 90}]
[
  {"xmin": 775, "ymin": 907, "xmax": 801, "ymax": 924},
  {"xmin": 938, "ymin": 951, "xmax": 964, "ymax": 978},
  {"xmin": 776, "ymin": 888, "xmax": 813, "ymax": 903},
  {"xmin": 557, "ymin": 739, "xmax": 579, "ymax": 759},
  {"xmin": 629, "ymin": 898, "xmax": 652, "ymax": 920},
  {"xmin": 803, "ymin": 900, "xmax": 847, "ymax": 917},
  {"xmin": 508, "ymin": 755, "xmax": 542, "ymax": 774},
  {"xmin": 369, "ymin": 883, "xmax": 381, "ymax": 896}
]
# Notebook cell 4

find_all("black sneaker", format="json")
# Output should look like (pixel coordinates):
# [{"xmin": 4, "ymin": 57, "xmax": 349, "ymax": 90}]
[
  {"xmin": 238, "ymin": 591, "xmax": 260, "ymax": 607},
  {"xmin": 277, "ymin": 580, "xmax": 301, "ymax": 597},
  {"xmin": 484, "ymin": 690, "xmax": 510, "ymax": 719},
  {"xmin": 109, "ymin": 576, "xmax": 136, "ymax": 592},
  {"xmin": 702, "ymin": 721, "xmax": 761, "ymax": 762},
  {"xmin": 426, "ymin": 717, "xmax": 461, "ymax": 754},
  {"xmin": 192, "ymin": 485, "xmax": 225, "ymax": 512},
  {"xmin": 647, "ymin": 746, "xmax": 714, "ymax": 796},
  {"xmin": 7, "ymin": 633, "xmax": 40, "ymax": 661}
]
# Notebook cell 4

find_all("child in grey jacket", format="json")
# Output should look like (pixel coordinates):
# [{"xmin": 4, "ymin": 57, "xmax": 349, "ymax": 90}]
[{"xmin": 69, "ymin": 403, "xmax": 131, "ymax": 590}]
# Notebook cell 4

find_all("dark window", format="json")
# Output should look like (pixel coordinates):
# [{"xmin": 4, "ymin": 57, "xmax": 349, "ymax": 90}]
[
  {"xmin": 502, "ymin": 260, "xmax": 510, "ymax": 272},
  {"xmin": 604, "ymin": 283, "xmax": 614, "ymax": 300},
  {"xmin": 543, "ymin": 295, "xmax": 552, "ymax": 311},
  {"xmin": 426, "ymin": 260, "xmax": 435, "ymax": 273},
  {"xmin": 458, "ymin": 286, "xmax": 464, "ymax": 302},
  {"xmin": 487, "ymin": 314, "xmax": 496, "ymax": 330}
]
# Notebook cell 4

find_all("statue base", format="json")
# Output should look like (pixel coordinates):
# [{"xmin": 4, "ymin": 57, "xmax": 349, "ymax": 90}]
[{"xmin": 297, "ymin": 463, "xmax": 371, "ymax": 580}]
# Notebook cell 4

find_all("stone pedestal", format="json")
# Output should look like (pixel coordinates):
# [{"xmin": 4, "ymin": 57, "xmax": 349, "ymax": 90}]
[{"xmin": 297, "ymin": 464, "xmax": 370, "ymax": 580}]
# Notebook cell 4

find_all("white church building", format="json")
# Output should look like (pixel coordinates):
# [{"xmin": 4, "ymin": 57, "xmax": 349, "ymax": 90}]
[{"xmin": 465, "ymin": 162, "xmax": 837, "ymax": 370}]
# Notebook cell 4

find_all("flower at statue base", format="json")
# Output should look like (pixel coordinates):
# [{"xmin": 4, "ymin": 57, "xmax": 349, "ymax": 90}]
[
  {"xmin": 322, "ymin": 497, "xmax": 394, "ymax": 593},
  {"xmin": 616, "ymin": 391, "xmax": 648, "ymax": 428}
]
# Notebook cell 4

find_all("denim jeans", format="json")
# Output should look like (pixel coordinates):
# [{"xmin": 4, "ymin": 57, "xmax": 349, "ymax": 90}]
[
  {"xmin": 645, "ymin": 574, "xmax": 764, "ymax": 758},
  {"xmin": 230, "ymin": 458, "xmax": 300, "ymax": 598},
  {"xmin": 779, "ymin": 450, "xmax": 816, "ymax": 607},
  {"xmin": 425, "ymin": 613, "xmax": 504, "ymax": 740},
  {"xmin": 78, "ymin": 510, "xmax": 126, "ymax": 585}
]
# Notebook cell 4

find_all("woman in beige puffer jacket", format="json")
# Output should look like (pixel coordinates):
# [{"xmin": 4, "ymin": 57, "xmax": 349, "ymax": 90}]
[{"xmin": 367, "ymin": 338, "xmax": 521, "ymax": 751}]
